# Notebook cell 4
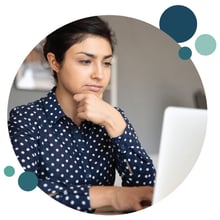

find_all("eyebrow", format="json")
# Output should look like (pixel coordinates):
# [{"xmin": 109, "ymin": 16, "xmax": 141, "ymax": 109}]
[{"xmin": 76, "ymin": 52, "xmax": 113, "ymax": 59}]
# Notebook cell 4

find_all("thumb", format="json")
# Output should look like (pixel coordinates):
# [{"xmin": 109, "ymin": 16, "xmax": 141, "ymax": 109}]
[{"xmin": 73, "ymin": 93, "xmax": 85, "ymax": 102}]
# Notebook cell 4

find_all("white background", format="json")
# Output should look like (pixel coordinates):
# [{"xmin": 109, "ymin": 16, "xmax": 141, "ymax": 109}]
[{"xmin": 0, "ymin": 0, "xmax": 219, "ymax": 219}]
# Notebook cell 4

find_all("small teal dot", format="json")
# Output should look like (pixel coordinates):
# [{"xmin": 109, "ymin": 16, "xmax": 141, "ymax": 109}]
[
  {"xmin": 195, "ymin": 34, "xmax": 216, "ymax": 55},
  {"xmin": 4, "ymin": 166, "xmax": 15, "ymax": 177},
  {"xmin": 18, "ymin": 171, "xmax": 38, "ymax": 191},
  {"xmin": 179, "ymin": 46, "xmax": 192, "ymax": 60}
]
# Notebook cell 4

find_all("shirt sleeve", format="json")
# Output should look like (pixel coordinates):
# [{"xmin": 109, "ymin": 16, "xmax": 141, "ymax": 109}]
[
  {"xmin": 111, "ymin": 108, "xmax": 156, "ymax": 187},
  {"xmin": 8, "ymin": 107, "xmax": 94, "ymax": 213}
]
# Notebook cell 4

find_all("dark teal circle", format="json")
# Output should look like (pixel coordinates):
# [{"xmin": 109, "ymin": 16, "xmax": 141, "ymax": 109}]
[
  {"xmin": 179, "ymin": 46, "xmax": 192, "ymax": 60},
  {"xmin": 4, "ymin": 166, "xmax": 15, "ymax": 177},
  {"xmin": 18, "ymin": 171, "xmax": 38, "ymax": 191},
  {"xmin": 160, "ymin": 5, "xmax": 197, "ymax": 43}
]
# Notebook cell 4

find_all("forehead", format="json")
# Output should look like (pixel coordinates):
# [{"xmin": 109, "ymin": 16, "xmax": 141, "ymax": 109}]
[{"xmin": 67, "ymin": 35, "xmax": 112, "ymax": 55}]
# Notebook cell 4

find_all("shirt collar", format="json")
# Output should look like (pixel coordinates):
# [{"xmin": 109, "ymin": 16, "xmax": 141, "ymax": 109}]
[{"xmin": 43, "ymin": 86, "xmax": 66, "ymax": 124}]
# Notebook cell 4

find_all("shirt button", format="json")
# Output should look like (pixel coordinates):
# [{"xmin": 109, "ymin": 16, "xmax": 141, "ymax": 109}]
[
  {"xmin": 119, "ymin": 144, "xmax": 126, "ymax": 153},
  {"xmin": 86, "ymin": 174, "xmax": 91, "ymax": 179}
]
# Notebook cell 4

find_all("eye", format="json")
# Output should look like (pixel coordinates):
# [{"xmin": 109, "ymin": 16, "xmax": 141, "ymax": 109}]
[
  {"xmin": 103, "ymin": 62, "xmax": 112, "ymax": 67},
  {"xmin": 79, "ymin": 60, "xmax": 91, "ymax": 65}
]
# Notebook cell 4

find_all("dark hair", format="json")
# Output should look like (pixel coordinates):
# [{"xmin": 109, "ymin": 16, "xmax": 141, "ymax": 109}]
[{"xmin": 43, "ymin": 16, "xmax": 116, "ymax": 81}]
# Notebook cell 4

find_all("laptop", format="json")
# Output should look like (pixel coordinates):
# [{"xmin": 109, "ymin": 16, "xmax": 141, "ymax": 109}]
[{"xmin": 152, "ymin": 106, "xmax": 208, "ymax": 204}]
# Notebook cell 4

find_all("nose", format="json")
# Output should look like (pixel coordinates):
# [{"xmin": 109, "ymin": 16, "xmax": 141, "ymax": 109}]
[{"xmin": 91, "ymin": 62, "xmax": 104, "ymax": 80}]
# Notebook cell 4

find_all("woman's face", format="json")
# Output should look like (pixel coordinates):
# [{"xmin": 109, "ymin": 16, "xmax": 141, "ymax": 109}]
[{"xmin": 54, "ymin": 35, "xmax": 113, "ymax": 98}]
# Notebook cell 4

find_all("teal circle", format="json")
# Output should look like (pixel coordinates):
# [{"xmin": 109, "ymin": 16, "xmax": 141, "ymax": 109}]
[
  {"xmin": 4, "ymin": 166, "xmax": 15, "ymax": 177},
  {"xmin": 18, "ymin": 171, "xmax": 38, "ymax": 191},
  {"xmin": 195, "ymin": 34, "xmax": 216, "ymax": 55},
  {"xmin": 179, "ymin": 46, "xmax": 192, "ymax": 60},
  {"xmin": 159, "ymin": 5, "xmax": 197, "ymax": 43}
]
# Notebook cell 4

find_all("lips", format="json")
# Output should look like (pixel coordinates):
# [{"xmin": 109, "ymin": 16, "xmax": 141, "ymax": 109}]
[{"xmin": 86, "ymin": 85, "xmax": 103, "ymax": 92}]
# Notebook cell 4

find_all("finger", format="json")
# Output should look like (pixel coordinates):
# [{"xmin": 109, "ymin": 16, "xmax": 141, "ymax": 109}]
[
  {"xmin": 76, "ymin": 104, "xmax": 88, "ymax": 115},
  {"xmin": 76, "ymin": 112, "xmax": 86, "ymax": 121},
  {"xmin": 133, "ymin": 202, "xmax": 143, "ymax": 211},
  {"xmin": 73, "ymin": 93, "xmax": 87, "ymax": 102},
  {"xmin": 76, "ymin": 111, "xmax": 91, "ymax": 122}
]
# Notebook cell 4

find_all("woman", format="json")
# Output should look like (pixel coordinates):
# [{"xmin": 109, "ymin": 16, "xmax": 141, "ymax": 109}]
[{"xmin": 8, "ymin": 16, "xmax": 156, "ymax": 213}]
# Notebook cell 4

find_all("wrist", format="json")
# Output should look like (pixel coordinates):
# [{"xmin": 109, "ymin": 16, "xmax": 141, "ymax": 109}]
[
  {"xmin": 89, "ymin": 186, "xmax": 117, "ymax": 209},
  {"xmin": 103, "ymin": 111, "xmax": 126, "ymax": 138}
]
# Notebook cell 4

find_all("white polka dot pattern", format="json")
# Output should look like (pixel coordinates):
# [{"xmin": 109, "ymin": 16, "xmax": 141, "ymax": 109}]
[{"xmin": 8, "ymin": 87, "xmax": 156, "ymax": 212}]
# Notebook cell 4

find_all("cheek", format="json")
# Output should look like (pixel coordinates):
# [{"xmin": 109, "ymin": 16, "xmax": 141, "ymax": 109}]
[
  {"xmin": 61, "ymin": 73, "xmax": 83, "ymax": 86},
  {"xmin": 59, "ymin": 65, "xmax": 80, "ymax": 80},
  {"xmin": 105, "ymin": 72, "xmax": 111, "ymax": 84}
]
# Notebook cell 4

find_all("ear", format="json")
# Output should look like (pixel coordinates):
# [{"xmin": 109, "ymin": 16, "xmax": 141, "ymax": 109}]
[{"xmin": 46, "ymin": 52, "xmax": 60, "ymax": 73}]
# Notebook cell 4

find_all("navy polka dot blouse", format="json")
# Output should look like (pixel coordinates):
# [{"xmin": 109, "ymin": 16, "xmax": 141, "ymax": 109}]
[{"xmin": 8, "ymin": 87, "xmax": 156, "ymax": 212}]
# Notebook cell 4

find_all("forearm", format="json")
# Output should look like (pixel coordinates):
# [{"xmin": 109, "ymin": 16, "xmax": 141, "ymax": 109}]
[
  {"xmin": 89, "ymin": 185, "xmax": 154, "ymax": 212},
  {"xmin": 111, "ymin": 120, "xmax": 156, "ymax": 186},
  {"xmin": 38, "ymin": 179, "xmax": 93, "ymax": 212},
  {"xmin": 89, "ymin": 186, "xmax": 116, "ymax": 209}
]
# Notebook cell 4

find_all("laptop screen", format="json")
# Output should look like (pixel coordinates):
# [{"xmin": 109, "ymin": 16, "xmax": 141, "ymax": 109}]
[{"xmin": 153, "ymin": 106, "xmax": 207, "ymax": 204}]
